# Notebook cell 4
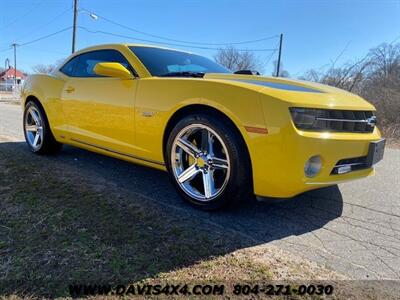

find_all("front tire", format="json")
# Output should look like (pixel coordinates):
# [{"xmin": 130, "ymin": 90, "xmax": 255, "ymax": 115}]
[
  {"xmin": 166, "ymin": 113, "xmax": 251, "ymax": 210},
  {"xmin": 23, "ymin": 101, "xmax": 62, "ymax": 154}
]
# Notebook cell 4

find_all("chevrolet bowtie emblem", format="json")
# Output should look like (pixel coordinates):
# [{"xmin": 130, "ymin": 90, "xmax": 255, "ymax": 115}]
[{"xmin": 366, "ymin": 115, "xmax": 377, "ymax": 126}]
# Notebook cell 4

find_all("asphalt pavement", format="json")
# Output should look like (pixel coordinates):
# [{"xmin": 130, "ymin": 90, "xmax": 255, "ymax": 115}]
[{"xmin": 1, "ymin": 102, "xmax": 399, "ymax": 279}]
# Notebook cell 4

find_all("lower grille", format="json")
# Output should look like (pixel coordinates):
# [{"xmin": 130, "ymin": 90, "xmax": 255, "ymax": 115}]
[{"xmin": 331, "ymin": 156, "xmax": 369, "ymax": 175}]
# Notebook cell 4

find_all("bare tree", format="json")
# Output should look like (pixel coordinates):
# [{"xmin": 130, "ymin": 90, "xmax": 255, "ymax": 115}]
[
  {"xmin": 32, "ymin": 64, "xmax": 58, "ymax": 74},
  {"xmin": 214, "ymin": 47, "xmax": 264, "ymax": 73},
  {"xmin": 367, "ymin": 43, "xmax": 400, "ymax": 83},
  {"xmin": 361, "ymin": 43, "xmax": 400, "ymax": 136},
  {"xmin": 31, "ymin": 59, "xmax": 64, "ymax": 74},
  {"xmin": 272, "ymin": 60, "xmax": 290, "ymax": 78},
  {"xmin": 301, "ymin": 42, "xmax": 400, "ymax": 139},
  {"xmin": 301, "ymin": 58, "xmax": 370, "ymax": 93}
]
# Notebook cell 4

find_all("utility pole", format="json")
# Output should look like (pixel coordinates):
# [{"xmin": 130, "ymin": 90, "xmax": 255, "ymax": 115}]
[
  {"xmin": 275, "ymin": 33, "xmax": 283, "ymax": 77},
  {"xmin": 72, "ymin": 0, "xmax": 78, "ymax": 53},
  {"xmin": 11, "ymin": 43, "xmax": 17, "ymax": 86}
]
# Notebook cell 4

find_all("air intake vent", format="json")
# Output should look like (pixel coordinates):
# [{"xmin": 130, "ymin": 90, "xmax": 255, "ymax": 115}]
[
  {"xmin": 234, "ymin": 70, "xmax": 260, "ymax": 75},
  {"xmin": 331, "ymin": 156, "xmax": 368, "ymax": 175}
]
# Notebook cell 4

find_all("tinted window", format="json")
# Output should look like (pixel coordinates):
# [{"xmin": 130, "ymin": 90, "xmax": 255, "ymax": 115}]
[
  {"xmin": 73, "ymin": 49, "xmax": 133, "ymax": 78},
  {"xmin": 60, "ymin": 57, "xmax": 79, "ymax": 76},
  {"xmin": 129, "ymin": 46, "xmax": 230, "ymax": 76}
]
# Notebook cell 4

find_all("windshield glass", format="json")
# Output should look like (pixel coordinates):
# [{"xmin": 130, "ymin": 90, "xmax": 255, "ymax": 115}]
[{"xmin": 129, "ymin": 46, "xmax": 231, "ymax": 76}]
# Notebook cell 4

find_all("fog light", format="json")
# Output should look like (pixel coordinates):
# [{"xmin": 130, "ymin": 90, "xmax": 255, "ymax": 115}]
[{"xmin": 304, "ymin": 155, "xmax": 322, "ymax": 178}]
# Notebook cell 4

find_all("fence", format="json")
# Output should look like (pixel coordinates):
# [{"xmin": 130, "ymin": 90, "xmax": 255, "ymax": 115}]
[{"xmin": 0, "ymin": 82, "xmax": 21, "ymax": 101}]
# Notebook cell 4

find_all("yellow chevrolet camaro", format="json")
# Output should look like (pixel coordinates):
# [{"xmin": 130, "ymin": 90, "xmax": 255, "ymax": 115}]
[{"xmin": 21, "ymin": 44, "xmax": 385, "ymax": 210}]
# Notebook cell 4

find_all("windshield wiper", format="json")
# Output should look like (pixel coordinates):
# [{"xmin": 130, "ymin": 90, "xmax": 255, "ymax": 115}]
[{"xmin": 159, "ymin": 71, "xmax": 205, "ymax": 78}]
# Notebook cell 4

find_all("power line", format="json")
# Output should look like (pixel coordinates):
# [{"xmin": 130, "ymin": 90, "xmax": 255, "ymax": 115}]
[
  {"xmin": 331, "ymin": 40, "xmax": 351, "ymax": 68},
  {"xmin": 0, "ymin": 2, "xmax": 44, "ymax": 31},
  {"xmin": 18, "ymin": 27, "xmax": 73, "ymax": 47},
  {"xmin": 2, "ymin": 5, "xmax": 278, "ymax": 57},
  {"xmin": 3, "ymin": 27, "xmax": 72, "ymax": 73},
  {"xmin": 14, "ymin": 6, "xmax": 73, "ymax": 43},
  {"xmin": 80, "ymin": 7, "xmax": 279, "ymax": 46},
  {"xmin": 264, "ymin": 46, "xmax": 278, "ymax": 68},
  {"xmin": 0, "ymin": 47, "xmax": 12, "ymax": 53},
  {"xmin": 21, "ymin": 45, "xmax": 69, "ymax": 56},
  {"xmin": 78, "ymin": 26, "xmax": 277, "ymax": 52}
]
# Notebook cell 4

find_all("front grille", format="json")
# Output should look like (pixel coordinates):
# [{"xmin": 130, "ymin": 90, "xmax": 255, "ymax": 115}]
[
  {"xmin": 331, "ymin": 156, "xmax": 368, "ymax": 175},
  {"xmin": 314, "ymin": 110, "xmax": 375, "ymax": 133}
]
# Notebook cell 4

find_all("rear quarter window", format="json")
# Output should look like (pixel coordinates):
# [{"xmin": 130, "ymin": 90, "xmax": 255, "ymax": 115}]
[{"xmin": 59, "ymin": 57, "xmax": 79, "ymax": 76}]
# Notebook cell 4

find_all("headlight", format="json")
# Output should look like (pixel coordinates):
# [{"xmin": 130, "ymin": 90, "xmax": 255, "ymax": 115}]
[{"xmin": 289, "ymin": 108, "xmax": 319, "ymax": 130}]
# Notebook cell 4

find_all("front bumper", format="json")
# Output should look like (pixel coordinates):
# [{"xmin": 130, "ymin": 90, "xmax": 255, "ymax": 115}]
[{"xmin": 250, "ymin": 124, "xmax": 383, "ymax": 198}]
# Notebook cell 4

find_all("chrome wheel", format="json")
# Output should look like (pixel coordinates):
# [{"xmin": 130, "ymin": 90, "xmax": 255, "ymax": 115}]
[
  {"xmin": 25, "ymin": 106, "xmax": 43, "ymax": 150},
  {"xmin": 171, "ymin": 124, "xmax": 231, "ymax": 201}
]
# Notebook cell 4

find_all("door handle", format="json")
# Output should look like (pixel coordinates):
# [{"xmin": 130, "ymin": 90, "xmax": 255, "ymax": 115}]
[{"xmin": 65, "ymin": 86, "xmax": 75, "ymax": 93}]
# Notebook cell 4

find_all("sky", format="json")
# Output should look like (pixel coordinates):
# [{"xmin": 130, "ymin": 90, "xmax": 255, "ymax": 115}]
[{"xmin": 1, "ymin": 0, "xmax": 399, "ymax": 77}]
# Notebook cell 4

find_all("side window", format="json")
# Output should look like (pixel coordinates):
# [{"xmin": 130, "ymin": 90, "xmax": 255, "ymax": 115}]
[
  {"xmin": 73, "ymin": 50, "xmax": 133, "ymax": 78},
  {"xmin": 59, "ymin": 57, "xmax": 79, "ymax": 76}
]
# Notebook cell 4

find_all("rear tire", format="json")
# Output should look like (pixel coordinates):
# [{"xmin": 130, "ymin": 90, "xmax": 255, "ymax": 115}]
[
  {"xmin": 23, "ymin": 101, "xmax": 62, "ymax": 154},
  {"xmin": 166, "ymin": 113, "xmax": 251, "ymax": 210}
]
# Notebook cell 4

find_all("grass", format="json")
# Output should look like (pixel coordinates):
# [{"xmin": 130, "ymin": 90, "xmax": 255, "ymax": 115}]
[
  {"xmin": 0, "ymin": 144, "xmax": 273, "ymax": 298},
  {"xmin": 1, "ymin": 140, "xmax": 395, "ymax": 299}
]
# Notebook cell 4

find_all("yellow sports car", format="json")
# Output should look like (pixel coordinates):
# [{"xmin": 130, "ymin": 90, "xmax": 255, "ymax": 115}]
[{"xmin": 21, "ymin": 44, "xmax": 385, "ymax": 210}]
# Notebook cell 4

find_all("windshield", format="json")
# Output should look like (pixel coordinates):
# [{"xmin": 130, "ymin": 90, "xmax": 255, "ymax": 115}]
[{"xmin": 129, "ymin": 46, "xmax": 231, "ymax": 76}]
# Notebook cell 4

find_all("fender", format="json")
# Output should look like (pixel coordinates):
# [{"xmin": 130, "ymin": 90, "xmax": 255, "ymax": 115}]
[{"xmin": 21, "ymin": 74, "xmax": 67, "ymax": 140}]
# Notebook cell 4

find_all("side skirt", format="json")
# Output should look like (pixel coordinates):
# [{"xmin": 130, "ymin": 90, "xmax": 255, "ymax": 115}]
[{"xmin": 69, "ymin": 138, "xmax": 166, "ymax": 170}]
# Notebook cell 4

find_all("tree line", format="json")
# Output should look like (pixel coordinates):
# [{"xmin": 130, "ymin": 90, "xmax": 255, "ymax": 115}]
[{"xmin": 300, "ymin": 42, "xmax": 400, "ymax": 139}]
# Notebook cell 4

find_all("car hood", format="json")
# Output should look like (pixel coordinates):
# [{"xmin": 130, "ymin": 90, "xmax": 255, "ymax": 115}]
[{"xmin": 204, "ymin": 73, "xmax": 375, "ymax": 111}]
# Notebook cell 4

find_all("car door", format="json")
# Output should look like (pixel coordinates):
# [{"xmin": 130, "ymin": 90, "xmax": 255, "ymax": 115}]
[{"xmin": 60, "ymin": 49, "xmax": 138, "ymax": 155}]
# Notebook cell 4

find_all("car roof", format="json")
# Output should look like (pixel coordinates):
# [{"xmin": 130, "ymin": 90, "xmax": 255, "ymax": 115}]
[{"xmin": 73, "ymin": 43, "xmax": 194, "ymax": 55}]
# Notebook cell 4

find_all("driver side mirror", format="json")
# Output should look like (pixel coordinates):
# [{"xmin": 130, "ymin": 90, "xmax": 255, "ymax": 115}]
[{"xmin": 93, "ymin": 62, "xmax": 134, "ymax": 79}]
